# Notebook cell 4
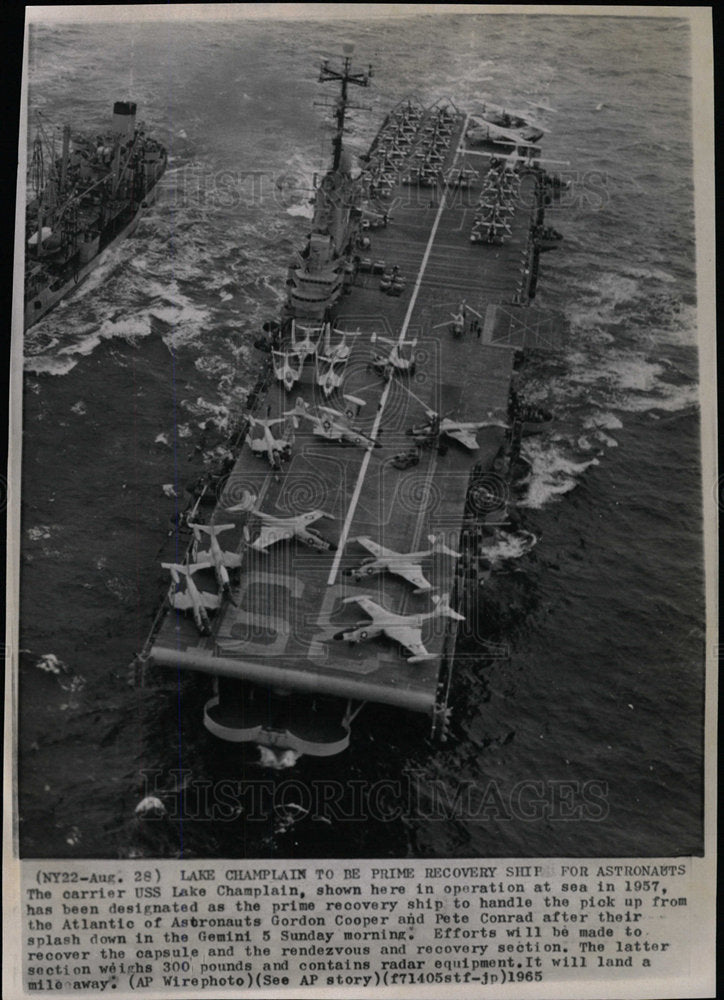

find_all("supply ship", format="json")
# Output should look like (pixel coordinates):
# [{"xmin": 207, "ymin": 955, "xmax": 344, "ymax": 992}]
[
  {"xmin": 24, "ymin": 100, "xmax": 167, "ymax": 330},
  {"xmin": 138, "ymin": 48, "xmax": 568, "ymax": 762}
]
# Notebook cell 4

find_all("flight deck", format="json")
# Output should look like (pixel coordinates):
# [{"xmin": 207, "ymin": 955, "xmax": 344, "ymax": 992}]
[{"xmin": 146, "ymin": 94, "xmax": 567, "ymax": 756}]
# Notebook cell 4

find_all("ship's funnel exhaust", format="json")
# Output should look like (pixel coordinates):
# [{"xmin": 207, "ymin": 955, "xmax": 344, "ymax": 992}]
[{"xmin": 113, "ymin": 100, "xmax": 137, "ymax": 138}]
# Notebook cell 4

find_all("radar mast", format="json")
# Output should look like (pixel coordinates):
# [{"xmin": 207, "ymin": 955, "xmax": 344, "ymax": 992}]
[{"xmin": 318, "ymin": 43, "xmax": 373, "ymax": 171}]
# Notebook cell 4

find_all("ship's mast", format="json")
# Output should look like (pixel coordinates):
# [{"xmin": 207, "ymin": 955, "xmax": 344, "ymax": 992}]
[
  {"xmin": 318, "ymin": 44, "xmax": 372, "ymax": 171},
  {"xmin": 59, "ymin": 125, "xmax": 71, "ymax": 195}
]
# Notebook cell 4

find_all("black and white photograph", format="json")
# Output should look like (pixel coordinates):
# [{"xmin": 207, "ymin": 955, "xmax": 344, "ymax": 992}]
[{"xmin": 10, "ymin": 3, "xmax": 714, "ymax": 875}]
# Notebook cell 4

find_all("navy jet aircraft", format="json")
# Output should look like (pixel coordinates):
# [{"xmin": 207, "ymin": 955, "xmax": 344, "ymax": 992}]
[
  {"xmin": 335, "ymin": 593, "xmax": 465, "ymax": 663},
  {"xmin": 162, "ymin": 562, "xmax": 222, "ymax": 636}
]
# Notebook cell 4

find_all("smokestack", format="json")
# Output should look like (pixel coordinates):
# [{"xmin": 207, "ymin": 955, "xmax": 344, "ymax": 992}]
[{"xmin": 112, "ymin": 100, "xmax": 137, "ymax": 138}]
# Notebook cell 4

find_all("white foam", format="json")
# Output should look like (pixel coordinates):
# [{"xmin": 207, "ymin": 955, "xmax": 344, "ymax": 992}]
[
  {"xmin": 231, "ymin": 341, "xmax": 252, "ymax": 365},
  {"xmin": 151, "ymin": 293, "xmax": 215, "ymax": 348},
  {"xmin": 620, "ymin": 264, "xmax": 676, "ymax": 285},
  {"xmin": 155, "ymin": 433, "xmax": 170, "ymax": 446},
  {"xmin": 258, "ymin": 746, "xmax": 299, "ymax": 769},
  {"xmin": 162, "ymin": 484, "xmax": 178, "ymax": 498},
  {"xmin": 57, "ymin": 314, "xmax": 153, "ymax": 358},
  {"xmin": 567, "ymin": 272, "xmax": 643, "ymax": 331},
  {"xmin": 519, "ymin": 439, "xmax": 600, "ymax": 510},
  {"xmin": 479, "ymin": 530, "xmax": 538, "ymax": 566},
  {"xmin": 71, "ymin": 401, "xmax": 87, "ymax": 416},
  {"xmin": 656, "ymin": 301, "xmax": 699, "ymax": 348},
  {"xmin": 595, "ymin": 431, "xmax": 619, "ymax": 448},
  {"xmin": 144, "ymin": 278, "xmax": 197, "ymax": 305},
  {"xmin": 194, "ymin": 354, "xmax": 236, "ymax": 382},
  {"xmin": 570, "ymin": 353, "xmax": 664, "ymax": 393},
  {"xmin": 27, "ymin": 525, "xmax": 52, "ymax": 541},
  {"xmin": 36, "ymin": 653, "xmax": 67, "ymax": 675},
  {"xmin": 182, "ymin": 397, "xmax": 231, "ymax": 432},
  {"xmin": 562, "ymin": 338, "xmax": 699, "ymax": 416},
  {"xmin": 588, "ymin": 272, "xmax": 640, "ymax": 308},
  {"xmin": 24, "ymin": 303, "xmax": 153, "ymax": 374},
  {"xmin": 583, "ymin": 412, "xmax": 623, "ymax": 431},
  {"xmin": 24, "ymin": 354, "xmax": 79, "ymax": 376},
  {"xmin": 615, "ymin": 382, "xmax": 700, "ymax": 414},
  {"xmin": 610, "ymin": 355, "xmax": 664, "ymax": 392},
  {"xmin": 205, "ymin": 444, "xmax": 235, "ymax": 466}
]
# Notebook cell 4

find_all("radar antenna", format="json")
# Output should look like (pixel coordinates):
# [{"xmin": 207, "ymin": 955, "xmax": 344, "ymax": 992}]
[{"xmin": 318, "ymin": 47, "xmax": 373, "ymax": 170}]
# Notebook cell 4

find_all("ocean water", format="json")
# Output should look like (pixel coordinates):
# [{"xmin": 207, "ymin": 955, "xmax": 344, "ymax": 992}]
[{"xmin": 17, "ymin": 13, "xmax": 705, "ymax": 859}]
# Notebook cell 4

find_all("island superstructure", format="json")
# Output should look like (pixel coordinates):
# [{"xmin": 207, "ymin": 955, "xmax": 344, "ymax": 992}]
[{"xmin": 140, "ymin": 49, "xmax": 568, "ymax": 759}]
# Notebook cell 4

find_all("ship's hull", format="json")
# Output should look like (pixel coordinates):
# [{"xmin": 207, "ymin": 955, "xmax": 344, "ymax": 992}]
[{"xmin": 24, "ymin": 161, "xmax": 166, "ymax": 331}]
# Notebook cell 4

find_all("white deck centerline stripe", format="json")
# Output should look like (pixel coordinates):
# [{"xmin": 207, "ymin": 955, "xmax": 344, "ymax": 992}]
[{"xmin": 327, "ymin": 115, "xmax": 470, "ymax": 586}]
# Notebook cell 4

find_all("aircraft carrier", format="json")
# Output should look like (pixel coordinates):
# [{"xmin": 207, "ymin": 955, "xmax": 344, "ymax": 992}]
[{"xmin": 138, "ymin": 50, "xmax": 568, "ymax": 761}]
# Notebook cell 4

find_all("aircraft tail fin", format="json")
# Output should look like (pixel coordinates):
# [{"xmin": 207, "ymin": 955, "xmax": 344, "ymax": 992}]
[
  {"xmin": 188, "ymin": 522, "xmax": 211, "ymax": 537},
  {"xmin": 161, "ymin": 562, "xmax": 184, "ymax": 574},
  {"xmin": 283, "ymin": 397, "xmax": 309, "ymax": 427},
  {"xmin": 162, "ymin": 561, "xmax": 214, "ymax": 579},
  {"xmin": 190, "ymin": 522, "xmax": 234, "ymax": 538},
  {"xmin": 242, "ymin": 524, "xmax": 267, "ymax": 553},
  {"xmin": 188, "ymin": 561, "xmax": 214, "ymax": 575},
  {"xmin": 371, "ymin": 331, "xmax": 394, "ymax": 347},
  {"xmin": 428, "ymin": 534, "xmax": 461, "ymax": 558},
  {"xmin": 431, "ymin": 592, "xmax": 465, "ymax": 621}
]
